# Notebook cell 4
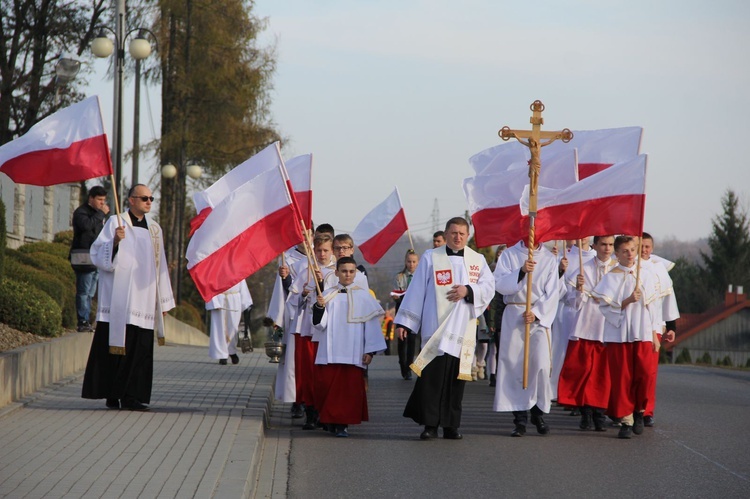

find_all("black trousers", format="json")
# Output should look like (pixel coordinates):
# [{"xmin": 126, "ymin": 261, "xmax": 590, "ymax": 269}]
[
  {"xmin": 82, "ymin": 322, "xmax": 154, "ymax": 404},
  {"xmin": 403, "ymin": 354, "xmax": 465, "ymax": 429},
  {"xmin": 397, "ymin": 334, "xmax": 416, "ymax": 376}
]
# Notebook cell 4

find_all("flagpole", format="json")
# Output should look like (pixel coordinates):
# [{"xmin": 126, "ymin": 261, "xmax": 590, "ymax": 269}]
[
  {"xmin": 278, "ymin": 154, "xmax": 323, "ymax": 296},
  {"xmin": 394, "ymin": 186, "xmax": 413, "ymax": 250},
  {"xmin": 578, "ymin": 238, "xmax": 584, "ymax": 278},
  {"xmin": 498, "ymin": 100, "xmax": 573, "ymax": 389}
]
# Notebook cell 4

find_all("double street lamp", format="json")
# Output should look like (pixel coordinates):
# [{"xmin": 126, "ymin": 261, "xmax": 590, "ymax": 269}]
[{"xmin": 91, "ymin": 2, "xmax": 156, "ymax": 200}]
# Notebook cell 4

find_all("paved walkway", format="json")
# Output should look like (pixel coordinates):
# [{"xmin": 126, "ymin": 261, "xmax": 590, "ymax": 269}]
[{"xmin": 0, "ymin": 344, "xmax": 282, "ymax": 498}]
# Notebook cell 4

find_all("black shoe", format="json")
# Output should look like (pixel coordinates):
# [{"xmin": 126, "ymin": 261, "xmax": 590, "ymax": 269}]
[
  {"xmin": 105, "ymin": 398, "xmax": 120, "ymax": 409},
  {"xmin": 618, "ymin": 424, "xmax": 633, "ymax": 439},
  {"xmin": 420, "ymin": 426, "xmax": 438, "ymax": 440},
  {"xmin": 229, "ymin": 354, "xmax": 240, "ymax": 365},
  {"xmin": 510, "ymin": 424, "xmax": 526, "ymax": 437},
  {"xmin": 568, "ymin": 408, "xmax": 581, "ymax": 416},
  {"xmin": 291, "ymin": 403, "xmax": 305, "ymax": 419},
  {"xmin": 404, "ymin": 371, "xmax": 413, "ymax": 380},
  {"xmin": 443, "ymin": 427, "xmax": 462, "ymax": 440},
  {"xmin": 633, "ymin": 413, "xmax": 645, "ymax": 435},
  {"xmin": 219, "ymin": 359, "xmax": 228, "ymax": 365},
  {"xmin": 593, "ymin": 410, "xmax": 607, "ymax": 432},
  {"xmin": 489, "ymin": 373, "xmax": 496, "ymax": 387},
  {"xmin": 579, "ymin": 407, "xmax": 593, "ymax": 430},
  {"xmin": 531, "ymin": 414, "xmax": 550, "ymax": 435},
  {"xmin": 122, "ymin": 399, "xmax": 149, "ymax": 412},
  {"xmin": 302, "ymin": 407, "xmax": 318, "ymax": 430},
  {"xmin": 644, "ymin": 415, "xmax": 655, "ymax": 427}
]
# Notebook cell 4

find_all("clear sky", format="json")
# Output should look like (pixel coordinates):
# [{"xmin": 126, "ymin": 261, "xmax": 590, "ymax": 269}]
[{"xmin": 93, "ymin": 0, "xmax": 750, "ymax": 243}]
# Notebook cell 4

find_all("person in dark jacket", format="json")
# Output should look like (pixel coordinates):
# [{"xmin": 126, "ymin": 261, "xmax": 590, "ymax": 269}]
[{"xmin": 70, "ymin": 185, "xmax": 109, "ymax": 332}]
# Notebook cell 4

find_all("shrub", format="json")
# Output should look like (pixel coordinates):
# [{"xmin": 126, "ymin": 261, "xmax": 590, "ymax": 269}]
[
  {"xmin": 3, "ymin": 258, "xmax": 77, "ymax": 328},
  {"xmin": 675, "ymin": 349, "xmax": 692, "ymax": 364},
  {"xmin": 718, "ymin": 356, "xmax": 732, "ymax": 367},
  {"xmin": 0, "ymin": 278, "xmax": 62, "ymax": 336},
  {"xmin": 746, "ymin": 358, "xmax": 750, "ymax": 368},
  {"xmin": 0, "ymin": 197, "xmax": 6, "ymax": 279},
  {"xmin": 169, "ymin": 302, "xmax": 206, "ymax": 332},
  {"xmin": 53, "ymin": 230, "xmax": 74, "ymax": 246},
  {"xmin": 697, "ymin": 352, "xmax": 713, "ymax": 365},
  {"xmin": 16, "ymin": 251, "xmax": 75, "ymax": 283},
  {"xmin": 18, "ymin": 241, "xmax": 71, "ymax": 260}
]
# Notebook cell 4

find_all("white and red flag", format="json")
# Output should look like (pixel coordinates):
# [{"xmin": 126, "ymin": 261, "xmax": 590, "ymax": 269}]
[
  {"xmin": 520, "ymin": 154, "xmax": 648, "ymax": 242},
  {"xmin": 0, "ymin": 96, "xmax": 112, "ymax": 185},
  {"xmin": 189, "ymin": 142, "xmax": 284, "ymax": 236},
  {"xmin": 285, "ymin": 154, "xmax": 313, "ymax": 229},
  {"xmin": 186, "ymin": 158, "xmax": 304, "ymax": 302},
  {"xmin": 469, "ymin": 126, "xmax": 642, "ymax": 179},
  {"xmin": 464, "ymin": 149, "xmax": 579, "ymax": 247},
  {"xmin": 352, "ymin": 187, "xmax": 409, "ymax": 265}
]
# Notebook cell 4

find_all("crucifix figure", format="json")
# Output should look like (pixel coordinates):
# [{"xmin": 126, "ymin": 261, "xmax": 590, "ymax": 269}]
[{"xmin": 498, "ymin": 100, "xmax": 573, "ymax": 389}]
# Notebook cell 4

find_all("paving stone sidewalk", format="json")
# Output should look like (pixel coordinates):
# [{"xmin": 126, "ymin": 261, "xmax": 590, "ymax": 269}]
[{"xmin": 0, "ymin": 344, "xmax": 279, "ymax": 498}]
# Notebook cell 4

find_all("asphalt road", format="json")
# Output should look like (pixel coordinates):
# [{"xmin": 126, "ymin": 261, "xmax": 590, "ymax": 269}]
[{"xmin": 279, "ymin": 356, "xmax": 750, "ymax": 498}]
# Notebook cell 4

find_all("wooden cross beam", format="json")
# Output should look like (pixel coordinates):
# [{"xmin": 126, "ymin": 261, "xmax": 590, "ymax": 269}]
[{"xmin": 497, "ymin": 100, "xmax": 573, "ymax": 389}]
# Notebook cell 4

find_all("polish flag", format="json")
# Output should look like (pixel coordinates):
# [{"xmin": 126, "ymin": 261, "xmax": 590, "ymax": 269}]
[
  {"xmin": 464, "ymin": 168, "xmax": 527, "ymax": 247},
  {"xmin": 464, "ymin": 149, "xmax": 579, "ymax": 247},
  {"xmin": 352, "ymin": 188, "xmax": 409, "ymax": 264},
  {"xmin": 520, "ymin": 154, "xmax": 648, "ymax": 242},
  {"xmin": 285, "ymin": 154, "xmax": 313, "ymax": 229},
  {"xmin": 189, "ymin": 142, "xmax": 284, "ymax": 236},
  {"xmin": 0, "ymin": 96, "xmax": 112, "ymax": 185},
  {"xmin": 469, "ymin": 126, "xmax": 642, "ymax": 179},
  {"xmin": 186, "ymin": 161, "xmax": 304, "ymax": 302}
]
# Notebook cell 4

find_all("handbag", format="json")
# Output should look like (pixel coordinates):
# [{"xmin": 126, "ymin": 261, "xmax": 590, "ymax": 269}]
[{"xmin": 70, "ymin": 248, "xmax": 96, "ymax": 271}]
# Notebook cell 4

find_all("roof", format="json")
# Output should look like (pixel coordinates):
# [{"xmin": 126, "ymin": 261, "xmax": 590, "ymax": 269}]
[{"xmin": 667, "ymin": 292, "xmax": 749, "ymax": 350}]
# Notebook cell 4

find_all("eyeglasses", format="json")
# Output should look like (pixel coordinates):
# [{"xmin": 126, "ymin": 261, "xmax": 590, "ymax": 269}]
[
  {"xmin": 131, "ymin": 195, "xmax": 154, "ymax": 202},
  {"xmin": 333, "ymin": 245, "xmax": 353, "ymax": 251}
]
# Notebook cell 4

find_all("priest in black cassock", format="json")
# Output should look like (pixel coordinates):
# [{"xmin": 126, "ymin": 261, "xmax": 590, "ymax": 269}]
[{"xmin": 395, "ymin": 217, "xmax": 495, "ymax": 440}]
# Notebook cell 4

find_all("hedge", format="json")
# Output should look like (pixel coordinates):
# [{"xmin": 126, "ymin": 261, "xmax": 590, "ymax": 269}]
[
  {"xmin": 18, "ymin": 241, "xmax": 71, "ymax": 261},
  {"xmin": 0, "ymin": 278, "xmax": 62, "ymax": 336},
  {"xmin": 53, "ymin": 230, "xmax": 74, "ymax": 247},
  {"xmin": 170, "ymin": 302, "xmax": 206, "ymax": 333},
  {"xmin": 3, "ymin": 257, "xmax": 77, "ymax": 328}
]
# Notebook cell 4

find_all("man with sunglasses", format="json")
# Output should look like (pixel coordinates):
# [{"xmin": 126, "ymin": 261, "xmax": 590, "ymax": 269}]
[{"xmin": 82, "ymin": 184, "xmax": 175, "ymax": 411}]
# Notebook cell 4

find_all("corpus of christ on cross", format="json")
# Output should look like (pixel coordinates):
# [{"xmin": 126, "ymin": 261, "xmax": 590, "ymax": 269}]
[{"xmin": 498, "ymin": 99, "xmax": 573, "ymax": 389}]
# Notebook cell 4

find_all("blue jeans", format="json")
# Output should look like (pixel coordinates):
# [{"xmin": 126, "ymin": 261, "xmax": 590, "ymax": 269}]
[{"xmin": 75, "ymin": 270, "xmax": 99, "ymax": 324}]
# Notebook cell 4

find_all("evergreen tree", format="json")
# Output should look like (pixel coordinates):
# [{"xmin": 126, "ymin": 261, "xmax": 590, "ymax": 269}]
[
  {"xmin": 699, "ymin": 189, "xmax": 750, "ymax": 298},
  {"xmin": 671, "ymin": 256, "xmax": 716, "ymax": 313}
]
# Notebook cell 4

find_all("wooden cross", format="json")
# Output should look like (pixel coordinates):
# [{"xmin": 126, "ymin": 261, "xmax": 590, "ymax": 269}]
[{"xmin": 498, "ymin": 100, "xmax": 573, "ymax": 389}]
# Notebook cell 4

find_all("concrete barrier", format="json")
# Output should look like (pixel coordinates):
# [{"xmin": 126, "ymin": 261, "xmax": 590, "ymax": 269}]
[{"xmin": 0, "ymin": 316, "xmax": 209, "ymax": 411}]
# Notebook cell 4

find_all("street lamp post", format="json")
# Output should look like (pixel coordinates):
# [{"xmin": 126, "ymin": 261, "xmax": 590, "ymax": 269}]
[
  {"xmin": 91, "ymin": 1, "xmax": 155, "ymax": 205},
  {"xmin": 162, "ymin": 162, "xmax": 203, "ymax": 304}
]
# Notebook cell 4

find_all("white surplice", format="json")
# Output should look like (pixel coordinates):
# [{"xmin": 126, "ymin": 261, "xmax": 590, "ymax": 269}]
[
  {"xmin": 312, "ymin": 284, "xmax": 386, "ymax": 368},
  {"xmin": 394, "ymin": 247, "xmax": 495, "ymax": 359},
  {"xmin": 493, "ymin": 242, "xmax": 560, "ymax": 413},
  {"xmin": 592, "ymin": 263, "xmax": 660, "ymax": 343},
  {"xmin": 566, "ymin": 256, "xmax": 618, "ymax": 342},
  {"xmin": 91, "ymin": 210, "xmax": 175, "ymax": 352}
]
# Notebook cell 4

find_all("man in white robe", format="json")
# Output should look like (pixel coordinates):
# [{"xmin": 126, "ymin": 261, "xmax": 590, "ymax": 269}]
[
  {"xmin": 82, "ymin": 184, "xmax": 174, "ymax": 411},
  {"xmin": 396, "ymin": 217, "xmax": 495, "ymax": 440},
  {"xmin": 639, "ymin": 232, "xmax": 678, "ymax": 426},
  {"xmin": 206, "ymin": 280, "xmax": 253, "ymax": 364},
  {"xmin": 493, "ymin": 240, "xmax": 560, "ymax": 436},
  {"xmin": 269, "ymin": 244, "xmax": 307, "ymax": 413}
]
